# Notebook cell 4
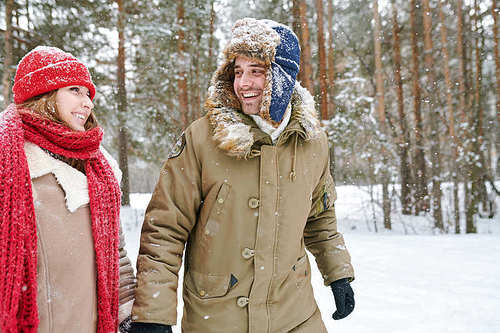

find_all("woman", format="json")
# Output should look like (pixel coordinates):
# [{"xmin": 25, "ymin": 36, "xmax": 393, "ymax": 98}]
[{"xmin": 0, "ymin": 46, "xmax": 135, "ymax": 333}]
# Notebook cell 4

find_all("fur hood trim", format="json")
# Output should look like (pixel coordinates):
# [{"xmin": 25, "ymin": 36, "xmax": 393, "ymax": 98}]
[
  {"xmin": 25, "ymin": 142, "xmax": 122, "ymax": 213},
  {"xmin": 206, "ymin": 81, "xmax": 322, "ymax": 159}
]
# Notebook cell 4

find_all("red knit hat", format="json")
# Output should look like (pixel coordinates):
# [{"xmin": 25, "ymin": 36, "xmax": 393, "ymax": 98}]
[{"xmin": 12, "ymin": 46, "xmax": 96, "ymax": 104}]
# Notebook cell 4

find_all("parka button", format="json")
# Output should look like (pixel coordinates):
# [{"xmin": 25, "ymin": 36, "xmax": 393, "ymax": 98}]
[
  {"xmin": 242, "ymin": 248, "xmax": 255, "ymax": 259},
  {"xmin": 199, "ymin": 290, "xmax": 206, "ymax": 297},
  {"xmin": 248, "ymin": 198, "xmax": 259, "ymax": 209},
  {"xmin": 237, "ymin": 296, "xmax": 249, "ymax": 307},
  {"xmin": 217, "ymin": 198, "xmax": 224, "ymax": 204}
]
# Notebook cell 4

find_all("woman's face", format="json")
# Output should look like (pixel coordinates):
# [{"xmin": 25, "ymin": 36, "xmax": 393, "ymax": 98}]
[{"xmin": 55, "ymin": 85, "xmax": 94, "ymax": 131}]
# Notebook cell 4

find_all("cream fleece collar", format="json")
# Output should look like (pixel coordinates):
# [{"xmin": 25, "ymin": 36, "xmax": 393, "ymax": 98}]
[{"xmin": 24, "ymin": 142, "xmax": 122, "ymax": 213}]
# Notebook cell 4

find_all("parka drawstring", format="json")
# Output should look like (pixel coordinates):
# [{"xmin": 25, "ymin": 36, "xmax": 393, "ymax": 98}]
[{"xmin": 289, "ymin": 133, "xmax": 298, "ymax": 182}]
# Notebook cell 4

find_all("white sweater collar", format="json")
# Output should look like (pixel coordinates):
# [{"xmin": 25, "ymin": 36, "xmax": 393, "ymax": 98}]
[{"xmin": 250, "ymin": 103, "xmax": 292, "ymax": 144}]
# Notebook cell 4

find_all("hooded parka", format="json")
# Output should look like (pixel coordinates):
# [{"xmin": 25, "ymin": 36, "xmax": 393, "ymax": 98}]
[
  {"xmin": 132, "ymin": 83, "xmax": 354, "ymax": 332},
  {"xmin": 133, "ymin": 17, "xmax": 354, "ymax": 333}
]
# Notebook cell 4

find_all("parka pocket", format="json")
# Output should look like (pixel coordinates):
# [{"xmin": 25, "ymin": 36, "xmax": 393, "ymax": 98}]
[
  {"xmin": 184, "ymin": 270, "xmax": 231, "ymax": 299},
  {"xmin": 200, "ymin": 183, "xmax": 231, "ymax": 238},
  {"xmin": 291, "ymin": 254, "xmax": 309, "ymax": 288},
  {"xmin": 212, "ymin": 183, "xmax": 231, "ymax": 215}
]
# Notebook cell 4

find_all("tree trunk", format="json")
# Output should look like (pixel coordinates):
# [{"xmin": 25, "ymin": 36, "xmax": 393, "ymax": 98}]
[
  {"xmin": 327, "ymin": 0, "xmax": 336, "ymax": 118},
  {"xmin": 117, "ymin": 0, "xmax": 130, "ymax": 206},
  {"xmin": 493, "ymin": 0, "xmax": 500, "ymax": 128},
  {"xmin": 475, "ymin": 0, "xmax": 487, "ymax": 224},
  {"xmin": 489, "ymin": 0, "xmax": 500, "ymax": 179},
  {"xmin": 177, "ymin": 0, "xmax": 189, "ymax": 129},
  {"xmin": 456, "ymin": 0, "xmax": 468, "ymax": 122},
  {"xmin": 438, "ymin": 0, "xmax": 456, "ymax": 146},
  {"xmin": 292, "ymin": 0, "xmax": 301, "ymax": 36},
  {"xmin": 464, "ymin": 180, "xmax": 475, "ymax": 233},
  {"xmin": 2, "ymin": 0, "xmax": 14, "ymax": 107},
  {"xmin": 368, "ymin": 157, "xmax": 379, "ymax": 233},
  {"xmin": 466, "ymin": 179, "xmax": 479, "ymax": 233},
  {"xmin": 422, "ymin": 0, "xmax": 443, "ymax": 231},
  {"xmin": 297, "ymin": 0, "xmax": 314, "ymax": 92},
  {"xmin": 410, "ymin": 0, "xmax": 429, "ymax": 214},
  {"xmin": 292, "ymin": 0, "xmax": 303, "ymax": 85},
  {"xmin": 315, "ymin": 0, "xmax": 328, "ymax": 120},
  {"xmin": 391, "ymin": 0, "xmax": 412, "ymax": 215},
  {"xmin": 374, "ymin": 0, "xmax": 385, "ymax": 127},
  {"xmin": 327, "ymin": 0, "xmax": 336, "ymax": 177},
  {"xmin": 192, "ymin": 0, "xmax": 202, "ymax": 122},
  {"xmin": 438, "ymin": 0, "xmax": 459, "ymax": 231},
  {"xmin": 465, "ymin": 4, "xmax": 475, "ymax": 112},
  {"xmin": 25, "ymin": 0, "xmax": 30, "ymax": 31},
  {"xmin": 373, "ymin": 0, "xmax": 391, "ymax": 230},
  {"xmin": 466, "ymin": 0, "xmax": 484, "ymax": 234},
  {"xmin": 454, "ymin": 178, "xmax": 460, "ymax": 233},
  {"xmin": 456, "ymin": 0, "xmax": 467, "ymax": 234},
  {"xmin": 473, "ymin": 0, "xmax": 483, "ymax": 145},
  {"xmin": 208, "ymin": 0, "xmax": 216, "ymax": 73}
]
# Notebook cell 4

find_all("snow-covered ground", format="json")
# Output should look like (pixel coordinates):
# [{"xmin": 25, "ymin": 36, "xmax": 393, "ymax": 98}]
[{"xmin": 122, "ymin": 185, "xmax": 500, "ymax": 332}]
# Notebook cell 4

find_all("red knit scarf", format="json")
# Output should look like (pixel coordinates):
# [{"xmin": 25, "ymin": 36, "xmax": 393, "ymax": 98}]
[{"xmin": 0, "ymin": 104, "xmax": 121, "ymax": 333}]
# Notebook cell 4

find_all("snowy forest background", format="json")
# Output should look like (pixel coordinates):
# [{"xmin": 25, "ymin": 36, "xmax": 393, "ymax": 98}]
[
  {"xmin": 1, "ymin": 1, "xmax": 500, "ymax": 331},
  {"xmin": 1, "ymin": 0, "xmax": 500, "ymax": 234}
]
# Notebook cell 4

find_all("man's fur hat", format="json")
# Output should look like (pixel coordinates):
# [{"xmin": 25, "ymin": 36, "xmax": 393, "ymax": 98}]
[{"xmin": 208, "ymin": 18, "xmax": 300, "ymax": 127}]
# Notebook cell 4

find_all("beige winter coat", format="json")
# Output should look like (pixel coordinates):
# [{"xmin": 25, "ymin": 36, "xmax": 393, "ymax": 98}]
[
  {"xmin": 132, "ymin": 84, "xmax": 354, "ymax": 332},
  {"xmin": 12, "ymin": 142, "xmax": 136, "ymax": 333}
]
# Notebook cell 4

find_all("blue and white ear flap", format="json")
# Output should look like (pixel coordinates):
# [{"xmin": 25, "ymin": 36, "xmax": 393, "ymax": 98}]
[{"xmin": 267, "ymin": 23, "xmax": 300, "ymax": 123}]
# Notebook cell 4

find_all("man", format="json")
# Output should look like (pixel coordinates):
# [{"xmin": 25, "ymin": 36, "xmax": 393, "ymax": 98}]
[{"xmin": 130, "ymin": 18, "xmax": 355, "ymax": 333}]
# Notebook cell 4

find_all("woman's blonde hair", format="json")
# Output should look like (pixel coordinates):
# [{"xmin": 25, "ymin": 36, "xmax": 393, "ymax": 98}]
[
  {"xmin": 19, "ymin": 89, "xmax": 99, "ymax": 131},
  {"xmin": 19, "ymin": 89, "xmax": 100, "ymax": 173}
]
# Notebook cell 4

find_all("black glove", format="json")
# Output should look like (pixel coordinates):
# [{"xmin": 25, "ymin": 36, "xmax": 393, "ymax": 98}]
[
  {"xmin": 129, "ymin": 322, "xmax": 173, "ymax": 333},
  {"xmin": 119, "ymin": 316, "xmax": 132, "ymax": 333},
  {"xmin": 330, "ymin": 278, "xmax": 355, "ymax": 320}
]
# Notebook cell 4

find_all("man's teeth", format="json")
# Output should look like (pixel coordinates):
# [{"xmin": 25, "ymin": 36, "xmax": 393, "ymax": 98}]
[{"xmin": 242, "ymin": 92, "xmax": 258, "ymax": 98}]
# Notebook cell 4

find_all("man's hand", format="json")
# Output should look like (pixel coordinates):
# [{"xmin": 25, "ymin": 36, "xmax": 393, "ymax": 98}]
[
  {"xmin": 128, "ymin": 322, "xmax": 173, "ymax": 333},
  {"xmin": 330, "ymin": 278, "xmax": 355, "ymax": 320}
]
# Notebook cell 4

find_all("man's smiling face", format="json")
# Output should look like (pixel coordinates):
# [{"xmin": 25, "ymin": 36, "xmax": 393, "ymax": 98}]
[{"xmin": 233, "ymin": 56, "xmax": 267, "ymax": 115}]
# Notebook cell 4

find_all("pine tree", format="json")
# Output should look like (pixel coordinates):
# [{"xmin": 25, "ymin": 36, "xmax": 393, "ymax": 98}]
[
  {"xmin": 438, "ymin": 0, "xmax": 460, "ymax": 232},
  {"xmin": 422, "ymin": 0, "xmax": 443, "ymax": 230},
  {"xmin": 410, "ymin": 0, "xmax": 429, "ymax": 214},
  {"xmin": 315, "ymin": 0, "xmax": 328, "ymax": 120},
  {"xmin": 117, "ymin": 0, "xmax": 130, "ymax": 205},
  {"xmin": 391, "ymin": 0, "xmax": 412, "ymax": 216},
  {"xmin": 373, "ymin": 0, "xmax": 391, "ymax": 230},
  {"xmin": 295, "ymin": 0, "xmax": 313, "ymax": 93}
]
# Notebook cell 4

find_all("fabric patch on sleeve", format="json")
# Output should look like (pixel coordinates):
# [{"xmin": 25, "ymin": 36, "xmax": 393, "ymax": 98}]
[
  {"xmin": 168, "ymin": 132, "xmax": 186, "ymax": 159},
  {"xmin": 311, "ymin": 175, "xmax": 337, "ymax": 216},
  {"xmin": 323, "ymin": 175, "xmax": 337, "ymax": 210}
]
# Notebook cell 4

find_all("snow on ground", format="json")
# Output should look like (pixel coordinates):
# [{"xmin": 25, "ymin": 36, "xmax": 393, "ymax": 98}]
[
  {"xmin": 122, "ymin": 185, "xmax": 500, "ymax": 332},
  {"xmin": 315, "ymin": 233, "xmax": 500, "ymax": 333}
]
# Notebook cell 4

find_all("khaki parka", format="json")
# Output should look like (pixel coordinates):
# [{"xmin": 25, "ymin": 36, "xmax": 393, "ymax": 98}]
[{"xmin": 132, "ymin": 84, "xmax": 354, "ymax": 333}]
